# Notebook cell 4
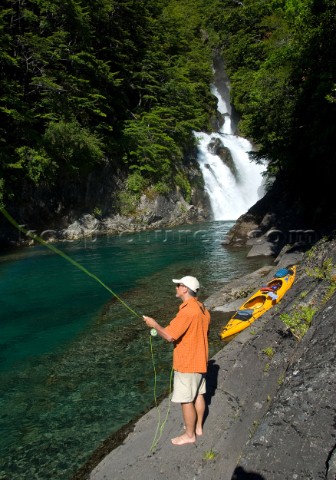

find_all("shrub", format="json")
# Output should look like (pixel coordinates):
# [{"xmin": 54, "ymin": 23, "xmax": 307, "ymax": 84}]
[{"xmin": 279, "ymin": 305, "xmax": 317, "ymax": 341}]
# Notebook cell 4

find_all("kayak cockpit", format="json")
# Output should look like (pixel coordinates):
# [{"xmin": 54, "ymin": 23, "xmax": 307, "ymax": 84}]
[{"xmin": 243, "ymin": 295, "xmax": 267, "ymax": 309}]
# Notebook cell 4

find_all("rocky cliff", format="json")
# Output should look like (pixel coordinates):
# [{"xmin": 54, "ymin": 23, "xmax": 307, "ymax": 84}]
[
  {"xmin": 208, "ymin": 235, "xmax": 336, "ymax": 480},
  {"xmin": 0, "ymin": 163, "xmax": 212, "ymax": 247}
]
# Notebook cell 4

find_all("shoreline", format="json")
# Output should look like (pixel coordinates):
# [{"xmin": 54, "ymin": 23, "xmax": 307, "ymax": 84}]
[{"xmin": 72, "ymin": 243, "xmax": 336, "ymax": 479}]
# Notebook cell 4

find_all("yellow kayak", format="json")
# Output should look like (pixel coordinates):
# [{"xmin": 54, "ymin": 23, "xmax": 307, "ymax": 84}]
[{"xmin": 219, "ymin": 265, "xmax": 297, "ymax": 340}]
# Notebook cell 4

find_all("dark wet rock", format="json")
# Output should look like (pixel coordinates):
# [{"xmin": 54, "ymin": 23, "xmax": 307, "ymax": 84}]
[
  {"xmin": 207, "ymin": 137, "xmax": 239, "ymax": 178},
  {"xmin": 222, "ymin": 179, "xmax": 323, "ymax": 259}
]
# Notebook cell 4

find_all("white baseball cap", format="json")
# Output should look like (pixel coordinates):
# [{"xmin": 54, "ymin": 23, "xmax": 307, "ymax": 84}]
[{"xmin": 172, "ymin": 276, "xmax": 200, "ymax": 293}]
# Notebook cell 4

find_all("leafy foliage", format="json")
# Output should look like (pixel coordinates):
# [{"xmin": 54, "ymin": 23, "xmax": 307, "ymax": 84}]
[
  {"xmin": 0, "ymin": 0, "xmax": 335, "ymax": 221},
  {"xmin": 43, "ymin": 120, "xmax": 104, "ymax": 174},
  {"xmin": 0, "ymin": 0, "xmax": 214, "ymax": 208},
  {"xmin": 208, "ymin": 0, "xmax": 336, "ymax": 216},
  {"xmin": 279, "ymin": 305, "xmax": 317, "ymax": 341}
]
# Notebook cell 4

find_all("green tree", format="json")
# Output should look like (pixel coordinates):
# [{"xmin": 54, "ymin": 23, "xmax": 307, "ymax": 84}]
[
  {"xmin": 0, "ymin": 0, "xmax": 215, "ymax": 211},
  {"xmin": 207, "ymin": 0, "xmax": 336, "ymax": 219}
]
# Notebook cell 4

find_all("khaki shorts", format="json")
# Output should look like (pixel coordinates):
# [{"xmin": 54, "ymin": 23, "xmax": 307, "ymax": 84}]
[{"xmin": 171, "ymin": 372, "xmax": 206, "ymax": 403}]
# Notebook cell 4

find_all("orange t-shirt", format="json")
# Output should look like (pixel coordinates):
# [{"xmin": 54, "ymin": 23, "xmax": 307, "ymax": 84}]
[{"xmin": 165, "ymin": 297, "xmax": 210, "ymax": 373}]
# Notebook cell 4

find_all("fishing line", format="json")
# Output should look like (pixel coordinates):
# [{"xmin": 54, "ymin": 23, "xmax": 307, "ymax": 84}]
[
  {"xmin": 149, "ymin": 337, "xmax": 174, "ymax": 453},
  {"xmin": 0, "ymin": 206, "xmax": 170, "ymax": 451}
]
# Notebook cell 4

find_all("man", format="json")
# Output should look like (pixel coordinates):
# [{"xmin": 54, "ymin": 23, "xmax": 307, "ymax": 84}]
[{"xmin": 143, "ymin": 275, "xmax": 210, "ymax": 446}]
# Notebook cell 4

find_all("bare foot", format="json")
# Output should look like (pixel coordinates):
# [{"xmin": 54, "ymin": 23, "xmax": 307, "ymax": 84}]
[{"xmin": 171, "ymin": 433, "xmax": 196, "ymax": 445}]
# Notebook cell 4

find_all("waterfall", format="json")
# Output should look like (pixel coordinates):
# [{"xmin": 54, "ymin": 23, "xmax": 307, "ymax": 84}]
[{"xmin": 195, "ymin": 83, "xmax": 266, "ymax": 221}]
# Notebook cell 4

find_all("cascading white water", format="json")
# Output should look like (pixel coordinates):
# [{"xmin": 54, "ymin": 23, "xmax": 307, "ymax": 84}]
[{"xmin": 195, "ymin": 83, "xmax": 266, "ymax": 221}]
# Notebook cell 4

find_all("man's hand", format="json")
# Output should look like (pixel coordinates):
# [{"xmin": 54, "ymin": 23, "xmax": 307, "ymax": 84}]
[
  {"xmin": 143, "ymin": 315, "xmax": 157, "ymax": 329},
  {"xmin": 143, "ymin": 316, "xmax": 174, "ymax": 343}
]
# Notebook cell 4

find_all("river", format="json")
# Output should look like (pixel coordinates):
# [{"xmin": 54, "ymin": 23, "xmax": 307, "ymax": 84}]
[{"xmin": 0, "ymin": 222, "xmax": 271, "ymax": 480}]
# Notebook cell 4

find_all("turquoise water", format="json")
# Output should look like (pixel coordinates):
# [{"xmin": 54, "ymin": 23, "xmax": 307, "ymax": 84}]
[{"xmin": 0, "ymin": 221, "xmax": 270, "ymax": 480}]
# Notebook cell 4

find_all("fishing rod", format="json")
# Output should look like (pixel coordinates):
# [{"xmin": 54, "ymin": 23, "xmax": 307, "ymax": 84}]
[{"xmin": 0, "ymin": 206, "xmax": 169, "ymax": 450}]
